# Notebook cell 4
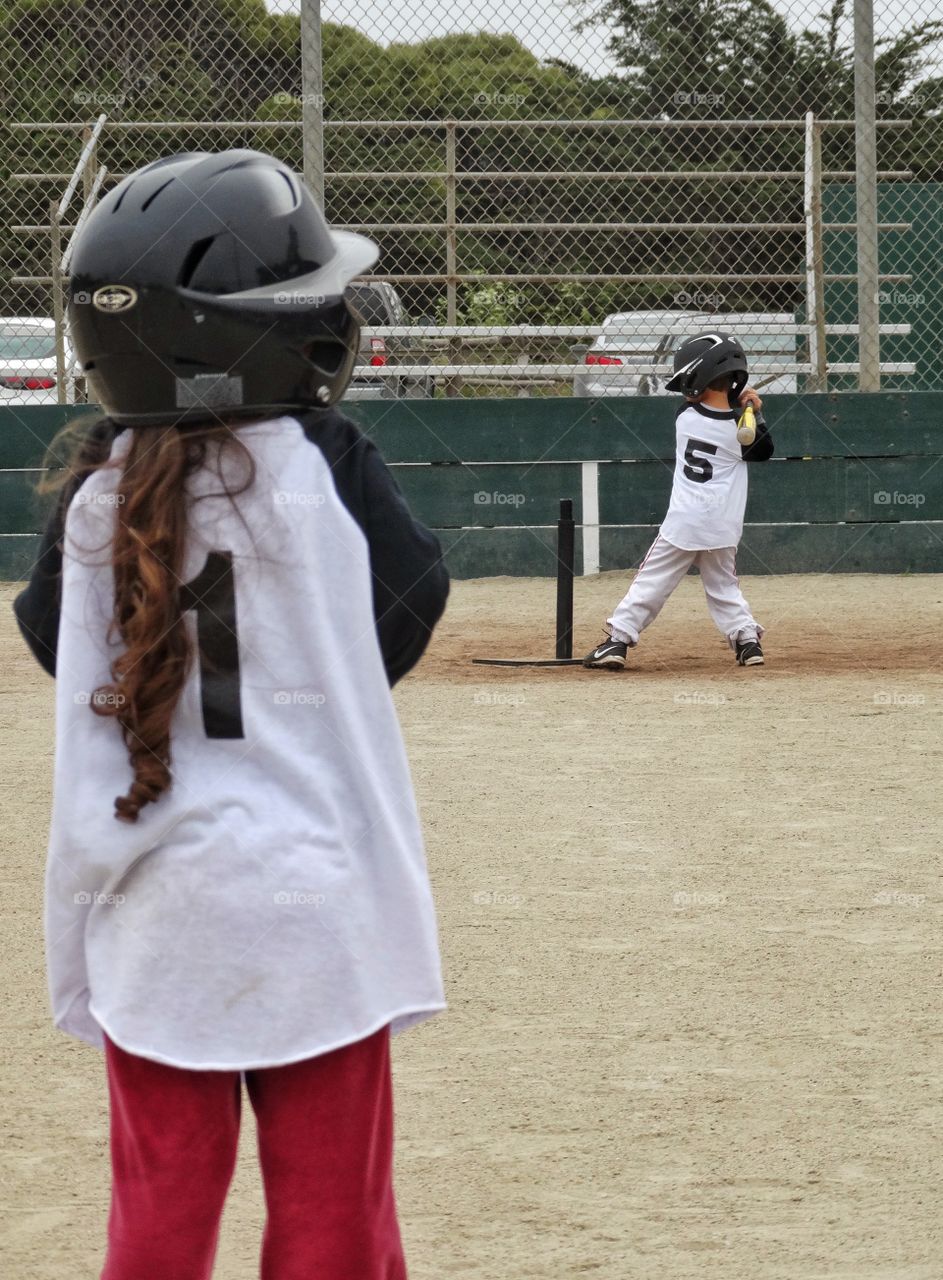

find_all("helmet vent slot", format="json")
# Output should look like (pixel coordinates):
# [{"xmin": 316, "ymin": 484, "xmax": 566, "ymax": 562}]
[
  {"xmin": 141, "ymin": 177, "xmax": 176, "ymax": 212},
  {"xmin": 178, "ymin": 236, "xmax": 217, "ymax": 287},
  {"xmin": 278, "ymin": 170, "xmax": 300, "ymax": 207}
]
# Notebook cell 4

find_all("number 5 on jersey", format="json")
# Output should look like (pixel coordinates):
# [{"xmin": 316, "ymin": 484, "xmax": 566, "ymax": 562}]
[{"xmin": 683, "ymin": 438, "xmax": 717, "ymax": 484}]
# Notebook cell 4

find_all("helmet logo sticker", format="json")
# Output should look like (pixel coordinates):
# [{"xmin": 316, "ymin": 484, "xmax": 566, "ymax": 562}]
[
  {"xmin": 92, "ymin": 285, "xmax": 138, "ymax": 314},
  {"xmin": 175, "ymin": 372, "xmax": 244, "ymax": 410}
]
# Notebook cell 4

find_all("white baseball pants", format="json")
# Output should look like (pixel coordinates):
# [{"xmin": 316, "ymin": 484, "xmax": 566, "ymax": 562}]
[{"xmin": 606, "ymin": 535, "xmax": 763, "ymax": 649}]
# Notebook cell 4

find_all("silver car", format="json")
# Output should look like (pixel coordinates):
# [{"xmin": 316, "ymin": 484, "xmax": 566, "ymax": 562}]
[
  {"xmin": 344, "ymin": 282, "xmax": 435, "ymax": 401},
  {"xmin": 573, "ymin": 310, "xmax": 798, "ymax": 397},
  {"xmin": 0, "ymin": 317, "xmax": 77, "ymax": 406}
]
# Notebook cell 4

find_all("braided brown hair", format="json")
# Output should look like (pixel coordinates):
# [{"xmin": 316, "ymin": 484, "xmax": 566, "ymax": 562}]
[{"xmin": 44, "ymin": 417, "xmax": 254, "ymax": 822}]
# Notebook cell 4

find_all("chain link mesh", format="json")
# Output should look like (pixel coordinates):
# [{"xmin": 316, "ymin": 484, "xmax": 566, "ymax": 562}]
[{"xmin": 2, "ymin": 0, "xmax": 941, "ymax": 398}]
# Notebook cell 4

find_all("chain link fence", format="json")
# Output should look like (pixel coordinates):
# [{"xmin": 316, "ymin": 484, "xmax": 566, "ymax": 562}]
[{"xmin": 2, "ymin": 0, "xmax": 941, "ymax": 399}]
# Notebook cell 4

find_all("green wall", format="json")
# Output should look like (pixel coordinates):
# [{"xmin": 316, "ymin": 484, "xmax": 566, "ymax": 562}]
[{"xmin": 1, "ymin": 394, "xmax": 942, "ymax": 579}]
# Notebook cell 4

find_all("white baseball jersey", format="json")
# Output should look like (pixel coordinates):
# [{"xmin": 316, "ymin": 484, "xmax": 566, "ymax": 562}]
[
  {"xmin": 660, "ymin": 403, "xmax": 761, "ymax": 551},
  {"xmin": 14, "ymin": 410, "xmax": 449, "ymax": 1070}
]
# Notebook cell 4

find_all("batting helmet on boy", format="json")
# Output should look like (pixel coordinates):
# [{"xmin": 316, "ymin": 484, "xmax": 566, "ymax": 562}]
[{"xmin": 664, "ymin": 332, "xmax": 749, "ymax": 401}]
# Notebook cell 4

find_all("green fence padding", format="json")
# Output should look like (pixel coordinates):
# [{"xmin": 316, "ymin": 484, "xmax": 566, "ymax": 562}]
[
  {"xmin": 598, "ymin": 456, "xmax": 943, "ymax": 526},
  {"xmin": 393, "ymin": 462, "xmax": 581, "ymax": 528},
  {"xmin": 602, "ymin": 522, "xmax": 943, "ymax": 575},
  {"xmin": 0, "ymin": 471, "xmax": 50, "ymax": 534},
  {"xmin": 2, "ymin": 398, "xmax": 943, "ymax": 578},
  {"xmin": 747, "ymin": 457, "xmax": 943, "ymax": 523},
  {"xmin": 0, "ymin": 406, "xmax": 102, "ymax": 470},
  {"xmin": 0, "ymin": 535, "xmax": 42, "ymax": 581},
  {"xmin": 435, "ymin": 526, "xmax": 578, "ymax": 579},
  {"xmin": 2, "ymin": 394, "xmax": 943, "ymax": 469},
  {"xmin": 5, "ymin": 520, "xmax": 941, "ymax": 582},
  {"xmin": 353, "ymin": 392, "xmax": 943, "ymax": 462},
  {"xmin": 597, "ymin": 461, "xmax": 673, "ymax": 525}
]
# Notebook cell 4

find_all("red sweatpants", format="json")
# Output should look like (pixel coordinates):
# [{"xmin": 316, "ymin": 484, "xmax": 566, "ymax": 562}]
[{"xmin": 100, "ymin": 1026, "xmax": 406, "ymax": 1280}]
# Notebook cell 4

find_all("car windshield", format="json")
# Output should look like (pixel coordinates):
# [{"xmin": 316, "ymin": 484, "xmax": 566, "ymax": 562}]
[
  {"xmin": 0, "ymin": 328, "xmax": 55, "ymax": 360},
  {"xmin": 748, "ymin": 332, "xmax": 795, "ymax": 356},
  {"xmin": 345, "ymin": 287, "xmax": 392, "ymax": 324},
  {"xmin": 600, "ymin": 330, "xmax": 663, "ymax": 353},
  {"xmin": 661, "ymin": 329, "xmax": 795, "ymax": 356}
]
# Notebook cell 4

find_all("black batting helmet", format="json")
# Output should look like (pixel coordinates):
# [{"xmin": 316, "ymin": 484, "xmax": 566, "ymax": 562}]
[
  {"xmin": 67, "ymin": 150, "xmax": 379, "ymax": 426},
  {"xmin": 664, "ymin": 332, "xmax": 749, "ymax": 401}
]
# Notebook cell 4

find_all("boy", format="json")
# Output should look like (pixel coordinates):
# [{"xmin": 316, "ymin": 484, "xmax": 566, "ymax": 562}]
[{"xmin": 584, "ymin": 331, "xmax": 774, "ymax": 670}]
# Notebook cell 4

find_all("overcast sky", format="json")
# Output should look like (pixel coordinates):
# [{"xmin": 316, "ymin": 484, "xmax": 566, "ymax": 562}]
[{"xmin": 278, "ymin": 1, "xmax": 940, "ymax": 78}]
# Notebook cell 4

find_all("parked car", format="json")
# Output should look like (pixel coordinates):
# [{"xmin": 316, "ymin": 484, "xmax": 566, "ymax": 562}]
[
  {"xmin": 0, "ymin": 317, "xmax": 78, "ymax": 406},
  {"xmin": 344, "ymin": 282, "xmax": 435, "ymax": 400},
  {"xmin": 572, "ymin": 310, "xmax": 798, "ymax": 398}
]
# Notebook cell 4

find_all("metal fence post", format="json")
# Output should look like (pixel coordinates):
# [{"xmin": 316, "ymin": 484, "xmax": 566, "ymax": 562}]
[
  {"xmin": 300, "ymin": 0, "xmax": 324, "ymax": 207},
  {"xmin": 81, "ymin": 125, "xmax": 96, "ymax": 205},
  {"xmin": 804, "ymin": 112, "xmax": 828, "ymax": 391},
  {"xmin": 49, "ymin": 198, "xmax": 68, "ymax": 405},
  {"xmin": 853, "ymin": 0, "xmax": 881, "ymax": 390},
  {"xmin": 444, "ymin": 120, "xmax": 460, "ymax": 397}
]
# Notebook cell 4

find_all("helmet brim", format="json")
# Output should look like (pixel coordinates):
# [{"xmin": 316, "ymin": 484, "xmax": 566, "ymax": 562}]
[{"xmin": 221, "ymin": 230, "xmax": 380, "ymax": 306}]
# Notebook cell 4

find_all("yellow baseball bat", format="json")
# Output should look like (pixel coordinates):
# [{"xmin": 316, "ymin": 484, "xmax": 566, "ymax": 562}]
[{"xmin": 737, "ymin": 403, "xmax": 756, "ymax": 446}]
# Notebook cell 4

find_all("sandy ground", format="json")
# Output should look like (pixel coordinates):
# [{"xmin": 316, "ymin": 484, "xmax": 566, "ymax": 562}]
[{"xmin": 1, "ymin": 570, "xmax": 942, "ymax": 1280}]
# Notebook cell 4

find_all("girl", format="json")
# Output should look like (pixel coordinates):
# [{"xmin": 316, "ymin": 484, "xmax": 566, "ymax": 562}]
[{"xmin": 14, "ymin": 149, "xmax": 449, "ymax": 1280}]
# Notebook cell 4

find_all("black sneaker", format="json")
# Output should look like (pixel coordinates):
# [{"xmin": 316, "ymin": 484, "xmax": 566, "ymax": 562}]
[
  {"xmin": 583, "ymin": 637, "xmax": 628, "ymax": 669},
  {"xmin": 735, "ymin": 639, "xmax": 764, "ymax": 666}
]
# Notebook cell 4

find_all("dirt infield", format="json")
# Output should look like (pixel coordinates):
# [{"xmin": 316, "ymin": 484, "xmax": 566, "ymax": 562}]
[{"xmin": 2, "ymin": 570, "xmax": 942, "ymax": 1280}]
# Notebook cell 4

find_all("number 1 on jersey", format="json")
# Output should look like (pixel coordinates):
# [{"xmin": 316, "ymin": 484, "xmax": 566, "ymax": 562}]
[{"xmin": 179, "ymin": 551, "xmax": 245, "ymax": 739}]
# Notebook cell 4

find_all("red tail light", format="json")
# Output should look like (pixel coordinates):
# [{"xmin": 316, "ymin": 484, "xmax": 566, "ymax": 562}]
[
  {"xmin": 585, "ymin": 353, "xmax": 623, "ymax": 366},
  {"xmin": 1, "ymin": 375, "xmax": 56, "ymax": 389},
  {"xmin": 369, "ymin": 336, "xmax": 387, "ymax": 368}
]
